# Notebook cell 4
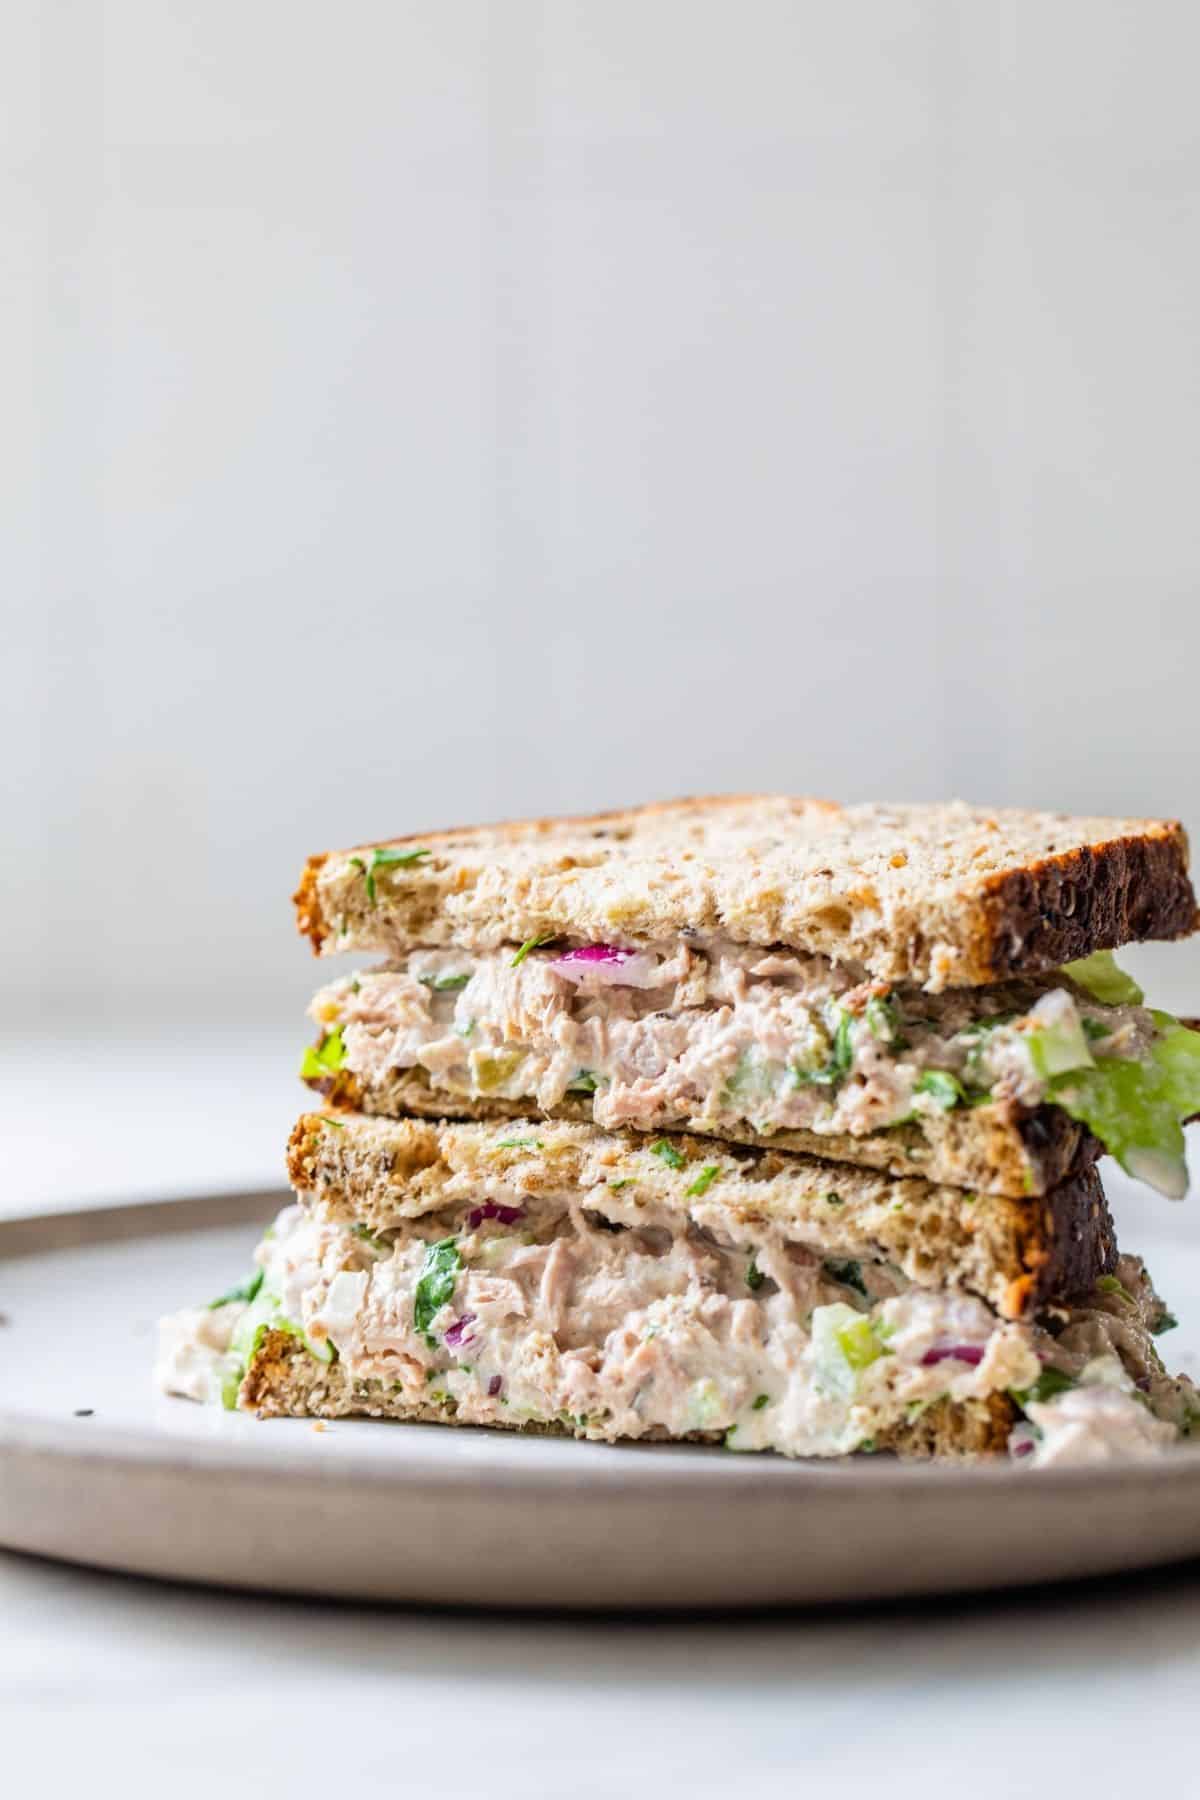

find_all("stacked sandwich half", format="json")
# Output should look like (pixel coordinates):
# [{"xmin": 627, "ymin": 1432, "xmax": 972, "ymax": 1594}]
[{"xmin": 160, "ymin": 798, "xmax": 1200, "ymax": 1464}]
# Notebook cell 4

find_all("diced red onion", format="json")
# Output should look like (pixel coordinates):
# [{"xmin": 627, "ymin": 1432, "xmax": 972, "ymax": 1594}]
[
  {"xmin": 1011, "ymin": 1436, "xmax": 1035, "ymax": 1459},
  {"xmin": 466, "ymin": 1201, "xmax": 525, "ymax": 1229},
  {"xmin": 443, "ymin": 1313, "xmax": 477, "ymax": 1350},
  {"xmin": 548, "ymin": 944, "xmax": 660, "ymax": 988},
  {"xmin": 487, "ymin": 1375, "xmax": 503, "ymax": 1397},
  {"xmin": 921, "ymin": 1343, "xmax": 986, "ymax": 1367}
]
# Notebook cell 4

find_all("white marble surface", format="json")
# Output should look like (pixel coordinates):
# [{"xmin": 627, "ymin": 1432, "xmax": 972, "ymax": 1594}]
[{"xmin": 4, "ymin": 1031, "xmax": 1200, "ymax": 1793}]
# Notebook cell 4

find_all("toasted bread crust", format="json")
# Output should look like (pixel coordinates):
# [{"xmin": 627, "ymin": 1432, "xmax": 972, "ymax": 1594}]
[
  {"xmin": 313, "ymin": 1063, "xmax": 1098, "ymax": 1200},
  {"xmin": 284, "ymin": 1109, "xmax": 1117, "ymax": 1320},
  {"xmin": 976, "ymin": 827, "xmax": 1199, "ymax": 978},
  {"xmin": 240, "ymin": 1327, "xmax": 1016, "ymax": 1459},
  {"xmin": 293, "ymin": 795, "xmax": 1196, "ymax": 989}
]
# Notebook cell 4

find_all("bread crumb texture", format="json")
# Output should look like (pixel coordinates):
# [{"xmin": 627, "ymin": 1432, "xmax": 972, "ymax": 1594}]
[{"xmin": 294, "ymin": 796, "xmax": 1196, "ymax": 990}]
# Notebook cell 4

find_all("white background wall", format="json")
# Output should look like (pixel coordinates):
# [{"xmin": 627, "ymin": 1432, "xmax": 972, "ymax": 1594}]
[{"xmin": 6, "ymin": 1, "xmax": 1200, "ymax": 1040}]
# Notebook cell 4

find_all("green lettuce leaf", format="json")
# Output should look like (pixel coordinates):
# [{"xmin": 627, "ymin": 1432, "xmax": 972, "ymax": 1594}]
[
  {"xmin": 1047, "ymin": 1011, "xmax": 1200, "ymax": 1199},
  {"xmin": 1061, "ymin": 950, "xmax": 1145, "ymax": 1007}
]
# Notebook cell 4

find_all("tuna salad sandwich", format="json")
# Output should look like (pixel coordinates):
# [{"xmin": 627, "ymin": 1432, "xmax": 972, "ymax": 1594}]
[
  {"xmin": 158, "ymin": 794, "xmax": 1200, "ymax": 1467},
  {"xmin": 157, "ymin": 1112, "xmax": 1199, "ymax": 1466},
  {"xmin": 295, "ymin": 797, "xmax": 1200, "ymax": 1200}
]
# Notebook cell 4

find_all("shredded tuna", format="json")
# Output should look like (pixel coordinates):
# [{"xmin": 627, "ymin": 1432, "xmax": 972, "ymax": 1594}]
[{"xmin": 310, "ymin": 938, "xmax": 1155, "ymax": 1145}]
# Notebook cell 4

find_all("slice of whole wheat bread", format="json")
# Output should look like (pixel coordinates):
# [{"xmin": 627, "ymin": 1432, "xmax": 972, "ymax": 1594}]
[
  {"xmin": 293, "ymin": 796, "xmax": 1196, "ymax": 990},
  {"xmin": 315, "ymin": 1062, "xmax": 1098, "ymax": 1200},
  {"xmin": 240, "ymin": 1325, "xmax": 1015, "ymax": 1457},
  {"xmin": 286, "ymin": 1109, "xmax": 1117, "ymax": 1320}
]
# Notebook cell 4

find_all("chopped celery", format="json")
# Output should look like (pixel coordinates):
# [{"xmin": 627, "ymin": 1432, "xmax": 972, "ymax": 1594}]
[
  {"xmin": 207, "ymin": 1268, "xmax": 263, "ymax": 1310},
  {"xmin": 470, "ymin": 1047, "xmax": 525, "ymax": 1093},
  {"xmin": 1025, "ymin": 993, "xmax": 1095, "ymax": 1079},
  {"xmin": 226, "ymin": 1285, "xmax": 333, "ymax": 1396},
  {"xmin": 811, "ymin": 1302, "xmax": 889, "ymax": 1397},
  {"xmin": 300, "ymin": 1027, "xmax": 347, "ymax": 1081},
  {"xmin": 915, "ymin": 1069, "xmax": 965, "ymax": 1110}
]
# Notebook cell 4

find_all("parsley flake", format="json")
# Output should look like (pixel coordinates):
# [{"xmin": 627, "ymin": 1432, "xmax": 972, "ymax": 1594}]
[{"xmin": 510, "ymin": 933, "xmax": 556, "ymax": 968}]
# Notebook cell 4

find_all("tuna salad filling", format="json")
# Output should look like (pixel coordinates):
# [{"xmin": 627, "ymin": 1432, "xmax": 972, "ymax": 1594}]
[
  {"xmin": 157, "ymin": 1186, "xmax": 1197, "ymax": 1462},
  {"xmin": 305, "ymin": 945, "xmax": 1200, "ymax": 1197}
]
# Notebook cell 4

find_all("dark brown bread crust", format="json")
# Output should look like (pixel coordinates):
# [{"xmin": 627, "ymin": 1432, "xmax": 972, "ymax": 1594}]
[
  {"xmin": 977, "ymin": 828, "xmax": 1199, "ymax": 978},
  {"xmin": 240, "ymin": 1328, "xmax": 1016, "ymax": 1459}
]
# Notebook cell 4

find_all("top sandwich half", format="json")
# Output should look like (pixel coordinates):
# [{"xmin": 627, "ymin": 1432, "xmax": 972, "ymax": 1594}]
[
  {"xmin": 294, "ymin": 797, "xmax": 1200, "ymax": 1200},
  {"xmin": 295, "ymin": 795, "xmax": 1197, "ymax": 989}
]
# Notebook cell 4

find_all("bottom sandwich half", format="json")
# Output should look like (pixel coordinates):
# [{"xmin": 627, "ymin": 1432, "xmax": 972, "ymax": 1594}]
[{"xmin": 157, "ymin": 1112, "xmax": 1200, "ymax": 1467}]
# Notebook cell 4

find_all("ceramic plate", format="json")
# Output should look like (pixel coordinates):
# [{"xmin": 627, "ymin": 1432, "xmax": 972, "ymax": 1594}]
[{"xmin": 4, "ymin": 1189, "xmax": 1200, "ymax": 1609}]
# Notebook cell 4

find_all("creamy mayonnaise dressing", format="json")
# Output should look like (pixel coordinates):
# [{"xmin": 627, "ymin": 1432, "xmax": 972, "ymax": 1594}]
[
  {"xmin": 309, "ymin": 939, "xmax": 1150, "ymax": 1144},
  {"xmin": 158, "ymin": 1194, "xmax": 1191, "ymax": 1463}
]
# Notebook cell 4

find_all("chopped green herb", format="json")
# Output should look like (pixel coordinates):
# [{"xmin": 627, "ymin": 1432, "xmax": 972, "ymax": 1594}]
[
  {"xmin": 208, "ymin": 1268, "xmax": 263, "ymax": 1310},
  {"xmin": 831, "ymin": 1008, "xmax": 854, "ymax": 1076},
  {"xmin": 792, "ymin": 1005, "xmax": 856, "ymax": 1089},
  {"xmin": 318, "ymin": 1115, "xmax": 345, "ymax": 1130},
  {"xmin": 914, "ymin": 1069, "xmax": 966, "ymax": 1111},
  {"xmin": 823, "ymin": 1257, "xmax": 868, "ymax": 1298},
  {"xmin": 865, "ymin": 993, "xmax": 902, "ymax": 1046},
  {"xmin": 857, "ymin": 1437, "xmax": 878, "ymax": 1455},
  {"xmin": 353, "ymin": 845, "xmax": 432, "ymax": 903},
  {"xmin": 608, "ymin": 1178, "xmax": 633, "ymax": 1191},
  {"xmin": 1153, "ymin": 1308, "xmax": 1179, "ymax": 1336},
  {"xmin": 351, "ymin": 1223, "xmax": 390, "ymax": 1252},
  {"xmin": 455, "ymin": 1019, "xmax": 476, "ymax": 1038},
  {"xmin": 1097, "ymin": 1274, "xmax": 1135, "ymax": 1303},
  {"xmin": 752, "ymin": 1393, "xmax": 770, "ymax": 1411},
  {"xmin": 745, "ymin": 1255, "xmax": 765, "ymax": 1292},
  {"xmin": 1012, "ymin": 1366, "xmax": 1077, "ymax": 1408},
  {"xmin": 413, "ymin": 1237, "xmax": 462, "ymax": 1343},
  {"xmin": 685, "ymin": 1164, "xmax": 720, "ymax": 1198},
  {"xmin": 497, "ymin": 1136, "xmax": 543, "ymax": 1150},
  {"xmin": 420, "ymin": 972, "xmax": 471, "ymax": 992},
  {"xmin": 650, "ymin": 1139, "xmax": 686, "ymax": 1171},
  {"xmin": 825, "ymin": 1192, "xmax": 843, "ymax": 1206},
  {"xmin": 300, "ymin": 1027, "xmax": 347, "ymax": 1081},
  {"xmin": 510, "ymin": 933, "xmax": 556, "ymax": 968},
  {"xmin": 567, "ymin": 1070, "xmax": 600, "ymax": 1093},
  {"xmin": 1082, "ymin": 1017, "xmax": 1111, "ymax": 1043}
]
